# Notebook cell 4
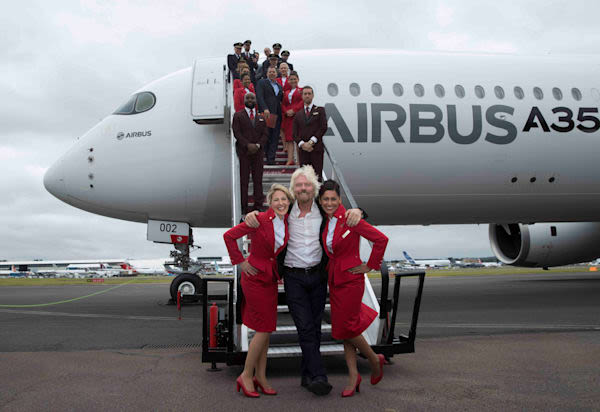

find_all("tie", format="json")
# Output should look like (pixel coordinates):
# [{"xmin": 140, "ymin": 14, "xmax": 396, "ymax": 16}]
[
  {"xmin": 249, "ymin": 110, "xmax": 254, "ymax": 121},
  {"xmin": 305, "ymin": 107, "xmax": 310, "ymax": 117}
]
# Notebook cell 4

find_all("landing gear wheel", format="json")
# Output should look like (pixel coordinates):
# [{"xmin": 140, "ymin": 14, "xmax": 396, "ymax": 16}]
[{"xmin": 170, "ymin": 273, "xmax": 202, "ymax": 303}]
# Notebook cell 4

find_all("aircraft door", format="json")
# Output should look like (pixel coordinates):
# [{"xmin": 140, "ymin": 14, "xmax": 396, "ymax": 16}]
[{"xmin": 191, "ymin": 58, "xmax": 226, "ymax": 124}]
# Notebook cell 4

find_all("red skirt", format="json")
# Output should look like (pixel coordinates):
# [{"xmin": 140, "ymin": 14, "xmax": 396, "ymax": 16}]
[
  {"xmin": 281, "ymin": 112, "xmax": 296, "ymax": 142},
  {"xmin": 328, "ymin": 274, "xmax": 377, "ymax": 340},
  {"xmin": 240, "ymin": 271, "xmax": 278, "ymax": 332}
]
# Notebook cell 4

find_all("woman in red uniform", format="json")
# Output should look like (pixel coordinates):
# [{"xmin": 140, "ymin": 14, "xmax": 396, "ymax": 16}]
[
  {"xmin": 319, "ymin": 180, "xmax": 389, "ymax": 397},
  {"xmin": 233, "ymin": 64, "xmax": 254, "ymax": 90},
  {"xmin": 223, "ymin": 184, "xmax": 292, "ymax": 397},
  {"xmin": 280, "ymin": 71, "xmax": 303, "ymax": 165},
  {"xmin": 276, "ymin": 62, "xmax": 292, "ymax": 93},
  {"xmin": 233, "ymin": 73, "xmax": 255, "ymax": 112}
]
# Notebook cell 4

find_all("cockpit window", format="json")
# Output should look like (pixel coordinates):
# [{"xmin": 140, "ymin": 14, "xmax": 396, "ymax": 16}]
[
  {"xmin": 113, "ymin": 92, "xmax": 156, "ymax": 115},
  {"xmin": 114, "ymin": 95, "xmax": 136, "ymax": 114}
]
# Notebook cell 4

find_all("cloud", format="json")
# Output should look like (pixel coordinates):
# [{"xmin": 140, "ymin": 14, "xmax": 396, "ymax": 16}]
[{"xmin": 1, "ymin": 0, "xmax": 600, "ymax": 261}]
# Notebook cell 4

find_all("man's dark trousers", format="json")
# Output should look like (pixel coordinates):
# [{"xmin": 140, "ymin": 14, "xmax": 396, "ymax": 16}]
[
  {"xmin": 283, "ymin": 266, "xmax": 328, "ymax": 381},
  {"xmin": 238, "ymin": 150, "xmax": 264, "ymax": 213},
  {"xmin": 265, "ymin": 115, "xmax": 281, "ymax": 164}
]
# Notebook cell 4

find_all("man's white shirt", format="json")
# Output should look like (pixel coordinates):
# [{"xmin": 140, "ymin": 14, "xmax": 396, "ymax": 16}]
[{"xmin": 284, "ymin": 200, "xmax": 323, "ymax": 268}]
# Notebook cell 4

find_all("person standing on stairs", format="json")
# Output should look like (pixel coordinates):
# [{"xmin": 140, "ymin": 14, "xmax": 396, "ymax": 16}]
[
  {"xmin": 281, "ymin": 71, "xmax": 303, "ymax": 165},
  {"xmin": 232, "ymin": 92, "xmax": 268, "ymax": 214},
  {"xmin": 293, "ymin": 86, "xmax": 327, "ymax": 181},
  {"xmin": 256, "ymin": 66, "xmax": 283, "ymax": 165},
  {"xmin": 319, "ymin": 179, "xmax": 388, "ymax": 397},
  {"xmin": 224, "ymin": 184, "xmax": 293, "ymax": 398},
  {"xmin": 245, "ymin": 165, "xmax": 365, "ymax": 396}
]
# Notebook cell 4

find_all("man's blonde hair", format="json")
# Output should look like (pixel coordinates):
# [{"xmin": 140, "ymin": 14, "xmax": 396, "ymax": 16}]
[
  {"xmin": 289, "ymin": 165, "xmax": 321, "ymax": 198},
  {"xmin": 267, "ymin": 183, "xmax": 293, "ymax": 204}
]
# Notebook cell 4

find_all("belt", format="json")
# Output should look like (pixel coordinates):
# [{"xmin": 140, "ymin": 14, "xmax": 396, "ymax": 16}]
[{"xmin": 284, "ymin": 264, "xmax": 320, "ymax": 274}]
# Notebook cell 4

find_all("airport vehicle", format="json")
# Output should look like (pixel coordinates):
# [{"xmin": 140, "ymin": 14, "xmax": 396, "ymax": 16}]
[
  {"xmin": 43, "ymin": 49, "xmax": 600, "ymax": 362},
  {"xmin": 403, "ymin": 251, "xmax": 452, "ymax": 268}
]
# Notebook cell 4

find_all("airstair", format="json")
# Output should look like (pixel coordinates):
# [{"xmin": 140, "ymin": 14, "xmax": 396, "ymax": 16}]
[{"xmin": 196, "ymin": 60, "xmax": 425, "ymax": 367}]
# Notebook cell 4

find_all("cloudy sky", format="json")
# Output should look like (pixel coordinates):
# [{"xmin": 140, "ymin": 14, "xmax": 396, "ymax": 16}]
[{"xmin": 2, "ymin": 0, "xmax": 598, "ymax": 262}]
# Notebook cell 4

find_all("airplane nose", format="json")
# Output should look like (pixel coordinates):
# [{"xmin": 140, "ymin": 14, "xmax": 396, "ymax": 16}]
[{"xmin": 43, "ymin": 159, "xmax": 66, "ymax": 200}]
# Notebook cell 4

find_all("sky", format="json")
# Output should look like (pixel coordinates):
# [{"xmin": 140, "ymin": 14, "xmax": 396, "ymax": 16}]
[{"xmin": 1, "ymin": 0, "xmax": 599, "ymax": 262}]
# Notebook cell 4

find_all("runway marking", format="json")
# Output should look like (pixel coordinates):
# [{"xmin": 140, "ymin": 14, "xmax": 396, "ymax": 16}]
[
  {"xmin": 396, "ymin": 322, "xmax": 600, "ymax": 330},
  {"xmin": 0, "ymin": 280, "xmax": 136, "ymax": 308},
  {"xmin": 0, "ymin": 308, "xmax": 199, "ymax": 321}
]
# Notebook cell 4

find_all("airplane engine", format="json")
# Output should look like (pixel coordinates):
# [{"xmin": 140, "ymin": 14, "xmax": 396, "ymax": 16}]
[{"xmin": 488, "ymin": 222, "xmax": 600, "ymax": 267}]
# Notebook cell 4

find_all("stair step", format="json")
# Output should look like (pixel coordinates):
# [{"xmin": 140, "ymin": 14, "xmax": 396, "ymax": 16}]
[
  {"xmin": 250, "ymin": 324, "xmax": 331, "ymax": 335},
  {"xmin": 278, "ymin": 303, "xmax": 330, "ymax": 313},
  {"xmin": 267, "ymin": 343, "xmax": 344, "ymax": 357}
]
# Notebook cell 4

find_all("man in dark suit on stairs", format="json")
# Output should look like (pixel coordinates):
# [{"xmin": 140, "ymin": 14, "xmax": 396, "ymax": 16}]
[
  {"xmin": 255, "ymin": 66, "xmax": 283, "ymax": 165},
  {"xmin": 232, "ymin": 93, "xmax": 268, "ymax": 214},
  {"xmin": 227, "ymin": 42, "xmax": 244, "ymax": 81},
  {"xmin": 293, "ymin": 86, "xmax": 328, "ymax": 180}
]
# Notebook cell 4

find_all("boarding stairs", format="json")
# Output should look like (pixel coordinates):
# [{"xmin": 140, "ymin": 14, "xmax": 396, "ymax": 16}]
[{"xmin": 192, "ymin": 59, "xmax": 425, "ymax": 367}]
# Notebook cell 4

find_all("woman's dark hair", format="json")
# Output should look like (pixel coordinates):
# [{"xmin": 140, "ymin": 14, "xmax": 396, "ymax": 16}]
[
  {"xmin": 289, "ymin": 70, "xmax": 299, "ymax": 78},
  {"xmin": 319, "ymin": 179, "xmax": 341, "ymax": 198},
  {"xmin": 241, "ymin": 73, "xmax": 251, "ymax": 81}
]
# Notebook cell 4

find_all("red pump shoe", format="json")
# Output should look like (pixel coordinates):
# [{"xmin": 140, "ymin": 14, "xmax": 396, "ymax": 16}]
[
  {"xmin": 253, "ymin": 377, "xmax": 277, "ymax": 395},
  {"xmin": 236, "ymin": 376, "xmax": 259, "ymax": 398},
  {"xmin": 341, "ymin": 374, "xmax": 362, "ymax": 397},
  {"xmin": 371, "ymin": 354, "xmax": 385, "ymax": 385}
]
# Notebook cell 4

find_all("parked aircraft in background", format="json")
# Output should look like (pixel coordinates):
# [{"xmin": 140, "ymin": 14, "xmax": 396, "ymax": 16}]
[{"xmin": 403, "ymin": 251, "xmax": 452, "ymax": 268}]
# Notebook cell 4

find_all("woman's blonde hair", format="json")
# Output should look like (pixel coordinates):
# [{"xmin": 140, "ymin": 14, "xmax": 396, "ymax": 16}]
[
  {"xmin": 289, "ymin": 165, "xmax": 321, "ymax": 198},
  {"xmin": 267, "ymin": 183, "xmax": 293, "ymax": 204}
]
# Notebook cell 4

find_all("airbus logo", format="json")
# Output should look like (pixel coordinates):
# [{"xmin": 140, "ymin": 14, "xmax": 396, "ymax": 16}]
[
  {"xmin": 116, "ymin": 130, "xmax": 152, "ymax": 140},
  {"xmin": 324, "ymin": 103, "xmax": 600, "ymax": 144}
]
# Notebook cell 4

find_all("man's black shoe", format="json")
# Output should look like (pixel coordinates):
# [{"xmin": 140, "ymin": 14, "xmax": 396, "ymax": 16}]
[
  {"xmin": 300, "ymin": 376, "xmax": 312, "ymax": 388},
  {"xmin": 307, "ymin": 380, "xmax": 332, "ymax": 396}
]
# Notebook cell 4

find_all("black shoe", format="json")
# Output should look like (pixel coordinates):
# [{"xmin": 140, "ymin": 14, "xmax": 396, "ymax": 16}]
[
  {"xmin": 307, "ymin": 380, "xmax": 332, "ymax": 396},
  {"xmin": 301, "ymin": 376, "xmax": 312, "ymax": 388}
]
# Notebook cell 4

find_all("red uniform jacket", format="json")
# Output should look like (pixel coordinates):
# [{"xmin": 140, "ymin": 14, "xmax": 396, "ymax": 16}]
[
  {"xmin": 276, "ymin": 77, "xmax": 292, "ymax": 93},
  {"xmin": 233, "ymin": 80, "xmax": 256, "ymax": 91},
  {"xmin": 281, "ymin": 87, "xmax": 304, "ymax": 140},
  {"xmin": 322, "ymin": 205, "xmax": 388, "ymax": 286},
  {"xmin": 223, "ymin": 208, "xmax": 289, "ymax": 281},
  {"xmin": 293, "ymin": 105, "xmax": 328, "ymax": 152},
  {"xmin": 233, "ymin": 84, "xmax": 256, "ymax": 112},
  {"xmin": 232, "ymin": 109, "xmax": 268, "ymax": 155}
]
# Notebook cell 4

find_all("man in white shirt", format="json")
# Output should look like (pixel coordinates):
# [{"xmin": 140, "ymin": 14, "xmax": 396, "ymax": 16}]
[{"xmin": 245, "ymin": 165, "xmax": 363, "ymax": 395}]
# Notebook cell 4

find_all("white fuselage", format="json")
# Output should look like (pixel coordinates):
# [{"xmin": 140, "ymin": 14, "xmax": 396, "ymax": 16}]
[{"xmin": 44, "ymin": 49, "xmax": 600, "ymax": 227}]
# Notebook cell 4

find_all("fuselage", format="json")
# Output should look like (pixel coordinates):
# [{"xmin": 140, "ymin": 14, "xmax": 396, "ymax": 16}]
[{"xmin": 44, "ymin": 49, "xmax": 600, "ymax": 227}]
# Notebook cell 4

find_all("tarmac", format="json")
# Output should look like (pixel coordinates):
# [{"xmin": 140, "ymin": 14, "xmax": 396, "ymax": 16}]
[{"xmin": 1, "ymin": 272, "xmax": 599, "ymax": 411}]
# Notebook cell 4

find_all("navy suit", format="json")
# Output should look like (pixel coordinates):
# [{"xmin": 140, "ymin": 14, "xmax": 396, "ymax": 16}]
[
  {"xmin": 256, "ymin": 78, "xmax": 283, "ymax": 163},
  {"xmin": 227, "ymin": 53, "xmax": 243, "ymax": 80}
]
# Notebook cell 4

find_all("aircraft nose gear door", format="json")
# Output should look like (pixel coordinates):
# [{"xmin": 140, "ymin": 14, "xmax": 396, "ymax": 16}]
[{"xmin": 191, "ymin": 57, "xmax": 226, "ymax": 124}]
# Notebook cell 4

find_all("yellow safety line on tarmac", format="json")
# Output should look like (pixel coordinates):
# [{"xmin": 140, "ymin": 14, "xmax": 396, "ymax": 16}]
[{"xmin": 0, "ymin": 280, "xmax": 135, "ymax": 308}]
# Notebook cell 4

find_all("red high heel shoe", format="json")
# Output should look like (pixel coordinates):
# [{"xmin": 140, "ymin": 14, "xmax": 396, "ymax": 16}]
[
  {"xmin": 236, "ymin": 376, "xmax": 259, "ymax": 398},
  {"xmin": 253, "ymin": 377, "xmax": 277, "ymax": 395},
  {"xmin": 371, "ymin": 354, "xmax": 385, "ymax": 385},
  {"xmin": 341, "ymin": 374, "xmax": 361, "ymax": 397}
]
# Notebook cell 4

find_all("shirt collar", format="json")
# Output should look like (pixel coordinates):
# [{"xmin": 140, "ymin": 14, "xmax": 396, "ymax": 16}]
[
  {"xmin": 245, "ymin": 107, "xmax": 255, "ymax": 117},
  {"xmin": 305, "ymin": 103, "xmax": 313, "ymax": 112},
  {"xmin": 291, "ymin": 200, "xmax": 318, "ymax": 217}
]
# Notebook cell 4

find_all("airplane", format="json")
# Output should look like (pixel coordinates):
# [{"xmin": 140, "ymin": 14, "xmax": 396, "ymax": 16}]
[
  {"xmin": 124, "ymin": 259, "xmax": 170, "ymax": 275},
  {"xmin": 403, "ymin": 251, "xmax": 452, "ymax": 268},
  {"xmin": 43, "ymin": 48, "xmax": 600, "ymax": 296}
]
